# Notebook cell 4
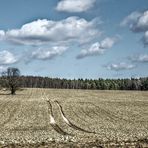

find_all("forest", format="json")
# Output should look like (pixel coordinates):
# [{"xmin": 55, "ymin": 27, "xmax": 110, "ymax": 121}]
[{"xmin": 11, "ymin": 76, "xmax": 148, "ymax": 90}]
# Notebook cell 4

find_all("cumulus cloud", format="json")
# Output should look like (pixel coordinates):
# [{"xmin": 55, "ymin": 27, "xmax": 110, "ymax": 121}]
[
  {"xmin": 56, "ymin": 0, "xmax": 96, "ymax": 13},
  {"xmin": 32, "ymin": 46, "xmax": 68, "ymax": 60},
  {"xmin": 121, "ymin": 11, "xmax": 148, "ymax": 32},
  {"xmin": 0, "ymin": 50, "xmax": 18, "ymax": 65},
  {"xmin": 121, "ymin": 10, "xmax": 148, "ymax": 46},
  {"xmin": 76, "ymin": 42, "xmax": 103, "ymax": 59},
  {"xmin": 77, "ymin": 37, "xmax": 118, "ymax": 59},
  {"xmin": 106, "ymin": 62, "xmax": 135, "ymax": 71},
  {"xmin": 0, "ymin": 17, "xmax": 100, "ymax": 46},
  {"xmin": 133, "ymin": 10, "xmax": 148, "ymax": 32},
  {"xmin": 120, "ymin": 11, "xmax": 142, "ymax": 28},
  {"xmin": 100, "ymin": 37, "xmax": 118, "ymax": 49}
]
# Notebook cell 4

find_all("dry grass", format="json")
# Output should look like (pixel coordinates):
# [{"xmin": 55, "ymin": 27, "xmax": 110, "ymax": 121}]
[{"xmin": 0, "ymin": 88, "xmax": 147, "ymax": 147}]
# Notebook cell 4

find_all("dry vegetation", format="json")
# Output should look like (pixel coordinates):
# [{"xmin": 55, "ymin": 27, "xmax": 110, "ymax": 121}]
[{"xmin": 0, "ymin": 88, "xmax": 148, "ymax": 147}]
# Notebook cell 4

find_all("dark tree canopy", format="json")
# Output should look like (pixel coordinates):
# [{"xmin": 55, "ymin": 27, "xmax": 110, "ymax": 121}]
[
  {"xmin": 16, "ymin": 76, "xmax": 148, "ymax": 90},
  {"xmin": 0, "ymin": 69, "xmax": 148, "ymax": 91},
  {"xmin": 1, "ymin": 67, "xmax": 21, "ymax": 95}
]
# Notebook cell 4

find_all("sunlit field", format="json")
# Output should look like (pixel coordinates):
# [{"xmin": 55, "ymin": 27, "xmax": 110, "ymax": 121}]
[{"xmin": 0, "ymin": 88, "xmax": 148, "ymax": 147}]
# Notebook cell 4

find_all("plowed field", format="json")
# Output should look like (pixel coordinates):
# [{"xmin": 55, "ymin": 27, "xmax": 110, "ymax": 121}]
[{"xmin": 0, "ymin": 88, "xmax": 148, "ymax": 147}]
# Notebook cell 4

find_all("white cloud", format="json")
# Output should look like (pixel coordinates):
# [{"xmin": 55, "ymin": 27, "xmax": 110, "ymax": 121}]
[
  {"xmin": 120, "ymin": 11, "xmax": 142, "ymax": 27},
  {"xmin": 106, "ymin": 62, "xmax": 135, "ymax": 71},
  {"xmin": 77, "ymin": 42, "xmax": 104, "ymax": 59},
  {"xmin": 131, "ymin": 54, "xmax": 148, "ymax": 62},
  {"xmin": 121, "ymin": 10, "xmax": 148, "ymax": 46},
  {"xmin": 138, "ymin": 54, "xmax": 148, "ymax": 62},
  {"xmin": 143, "ymin": 31, "xmax": 148, "ymax": 46},
  {"xmin": 56, "ymin": 0, "xmax": 96, "ymax": 13},
  {"xmin": 0, "ymin": 17, "xmax": 100, "ymax": 46},
  {"xmin": 0, "ymin": 50, "xmax": 18, "ymax": 65},
  {"xmin": 100, "ymin": 37, "xmax": 118, "ymax": 49},
  {"xmin": 121, "ymin": 10, "xmax": 148, "ymax": 32},
  {"xmin": 0, "ymin": 30, "xmax": 5, "ymax": 40},
  {"xmin": 32, "ymin": 46, "xmax": 68, "ymax": 60},
  {"xmin": 134, "ymin": 11, "xmax": 148, "ymax": 32},
  {"xmin": 0, "ymin": 66, "xmax": 7, "ymax": 73},
  {"xmin": 77, "ymin": 37, "xmax": 118, "ymax": 59}
]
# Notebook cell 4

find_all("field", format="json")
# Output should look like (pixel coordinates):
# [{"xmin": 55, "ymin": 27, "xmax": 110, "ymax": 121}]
[{"xmin": 0, "ymin": 88, "xmax": 148, "ymax": 147}]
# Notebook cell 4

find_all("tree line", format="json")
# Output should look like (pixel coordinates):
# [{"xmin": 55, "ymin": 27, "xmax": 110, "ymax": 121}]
[
  {"xmin": 17, "ymin": 76, "xmax": 148, "ymax": 90},
  {"xmin": 1, "ymin": 67, "xmax": 148, "ymax": 93}
]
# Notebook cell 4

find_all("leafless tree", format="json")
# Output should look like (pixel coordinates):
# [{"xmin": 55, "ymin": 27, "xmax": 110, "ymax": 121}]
[{"xmin": 1, "ymin": 67, "xmax": 20, "ymax": 95}]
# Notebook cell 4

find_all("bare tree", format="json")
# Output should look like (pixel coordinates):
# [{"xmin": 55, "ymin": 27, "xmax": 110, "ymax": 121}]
[{"xmin": 1, "ymin": 67, "xmax": 20, "ymax": 95}]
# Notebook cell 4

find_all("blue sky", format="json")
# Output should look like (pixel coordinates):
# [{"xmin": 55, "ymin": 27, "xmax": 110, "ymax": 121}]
[{"xmin": 0, "ymin": 0, "xmax": 148, "ymax": 79}]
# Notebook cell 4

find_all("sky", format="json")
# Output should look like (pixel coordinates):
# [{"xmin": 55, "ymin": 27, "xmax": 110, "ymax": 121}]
[{"xmin": 0, "ymin": 0, "xmax": 148, "ymax": 79}]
